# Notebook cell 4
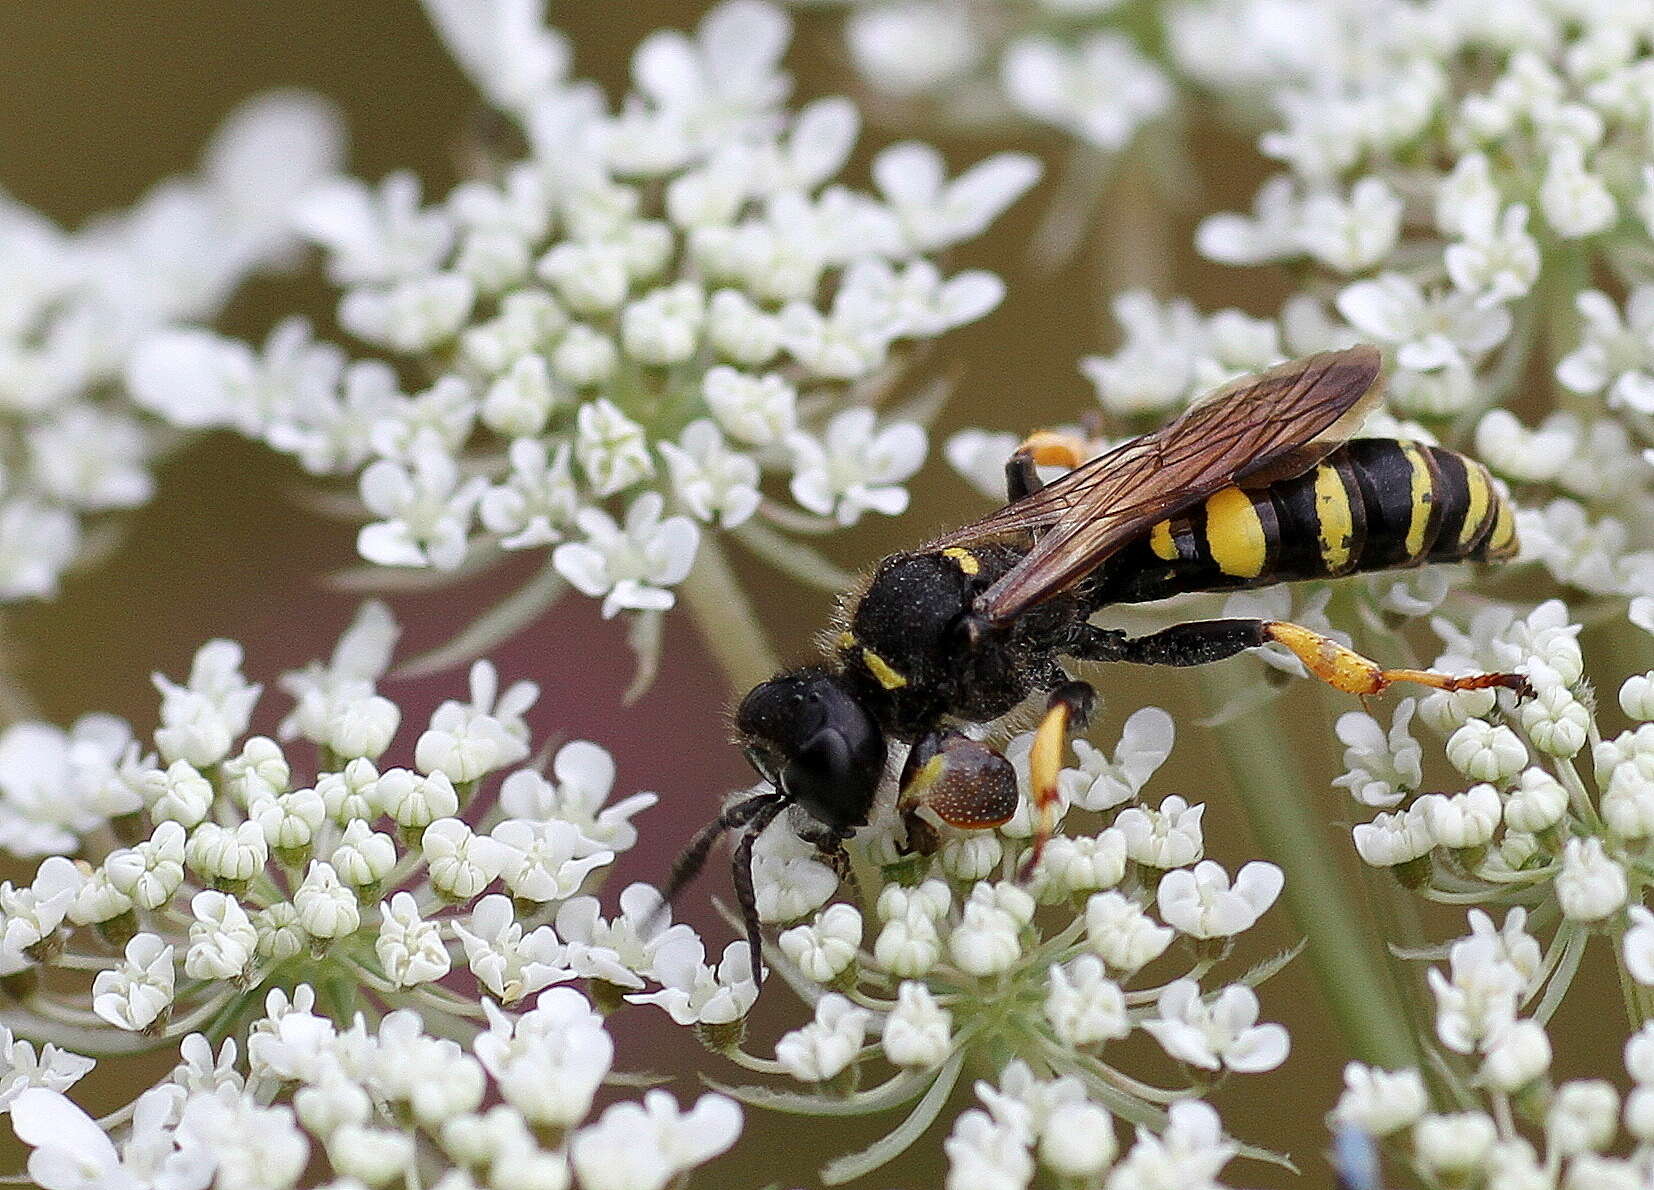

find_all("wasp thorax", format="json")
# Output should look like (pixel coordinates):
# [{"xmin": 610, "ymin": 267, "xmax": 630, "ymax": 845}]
[{"xmin": 735, "ymin": 668, "xmax": 887, "ymax": 834}]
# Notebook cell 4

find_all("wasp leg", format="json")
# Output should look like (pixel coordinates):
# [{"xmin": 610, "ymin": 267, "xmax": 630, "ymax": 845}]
[
  {"xmin": 1020, "ymin": 680, "xmax": 1096, "ymax": 881},
  {"xmin": 897, "ymin": 729, "xmax": 1019, "ymax": 855},
  {"xmin": 799, "ymin": 821, "xmax": 862, "ymax": 908},
  {"xmin": 1069, "ymin": 619, "xmax": 1532, "ymax": 698},
  {"xmin": 1005, "ymin": 430, "xmax": 1091, "ymax": 502},
  {"xmin": 731, "ymin": 798, "xmax": 791, "ymax": 985}
]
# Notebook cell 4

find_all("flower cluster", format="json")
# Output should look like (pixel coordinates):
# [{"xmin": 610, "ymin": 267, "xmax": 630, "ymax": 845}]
[
  {"xmin": 0, "ymin": 603, "xmax": 767, "ymax": 1188},
  {"xmin": 0, "ymin": 92, "xmax": 341, "ymax": 602},
  {"xmin": 1320, "ymin": 597, "xmax": 1654, "ymax": 1186},
  {"xmin": 126, "ymin": 0, "xmax": 1037, "ymax": 663},
  {"xmin": 696, "ymin": 706, "xmax": 1293, "ymax": 1188},
  {"xmin": 795, "ymin": 0, "xmax": 1172, "ymax": 157}
]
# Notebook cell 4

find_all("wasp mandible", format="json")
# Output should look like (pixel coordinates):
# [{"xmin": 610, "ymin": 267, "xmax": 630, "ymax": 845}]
[{"xmin": 664, "ymin": 345, "xmax": 1528, "ymax": 982}]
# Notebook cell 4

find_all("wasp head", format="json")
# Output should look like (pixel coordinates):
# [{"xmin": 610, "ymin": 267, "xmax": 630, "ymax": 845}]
[{"xmin": 735, "ymin": 667, "xmax": 886, "ymax": 834}]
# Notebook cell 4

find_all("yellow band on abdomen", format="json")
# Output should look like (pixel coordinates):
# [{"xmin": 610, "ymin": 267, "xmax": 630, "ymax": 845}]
[
  {"xmin": 1312, "ymin": 464, "xmax": 1356, "ymax": 573},
  {"xmin": 1203, "ymin": 486, "xmax": 1268, "ymax": 578}
]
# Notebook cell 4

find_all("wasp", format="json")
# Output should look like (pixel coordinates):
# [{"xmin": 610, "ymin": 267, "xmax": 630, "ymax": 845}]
[{"xmin": 663, "ymin": 345, "xmax": 1528, "ymax": 982}]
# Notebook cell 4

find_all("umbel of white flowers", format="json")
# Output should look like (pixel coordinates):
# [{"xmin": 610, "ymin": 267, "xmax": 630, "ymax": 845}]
[
  {"xmin": 0, "ymin": 594, "xmax": 1308, "ymax": 1190},
  {"xmin": 125, "ymin": 0, "xmax": 1041, "ymax": 653},
  {"xmin": 0, "ymin": 91, "xmax": 343, "ymax": 604}
]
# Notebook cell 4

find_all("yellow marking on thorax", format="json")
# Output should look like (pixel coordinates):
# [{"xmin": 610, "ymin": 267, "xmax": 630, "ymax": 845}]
[
  {"xmin": 1460, "ymin": 461, "xmax": 1493, "ymax": 546},
  {"xmin": 1148, "ymin": 520, "xmax": 1178, "ymax": 561},
  {"xmin": 1203, "ymin": 486, "xmax": 1268, "ymax": 578},
  {"xmin": 1485, "ymin": 497, "xmax": 1518, "ymax": 558},
  {"xmin": 1399, "ymin": 442, "xmax": 1435, "ymax": 559},
  {"xmin": 1312, "ymin": 464, "xmax": 1356, "ymax": 573},
  {"xmin": 861, "ymin": 648, "xmax": 908, "ymax": 690},
  {"xmin": 941, "ymin": 547, "xmax": 981, "ymax": 576},
  {"xmin": 836, "ymin": 630, "xmax": 856, "ymax": 651}
]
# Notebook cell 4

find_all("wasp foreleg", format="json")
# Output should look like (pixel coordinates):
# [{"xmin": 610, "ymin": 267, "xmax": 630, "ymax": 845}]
[
  {"xmin": 798, "ymin": 820, "xmax": 862, "ymax": 909},
  {"xmin": 1019, "ymin": 680, "xmax": 1096, "ymax": 881},
  {"xmin": 897, "ymin": 729, "xmax": 1019, "ymax": 855}
]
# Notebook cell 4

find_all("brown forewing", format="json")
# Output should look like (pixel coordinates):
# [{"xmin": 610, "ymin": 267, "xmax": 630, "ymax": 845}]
[{"xmin": 926, "ymin": 344, "xmax": 1384, "ymax": 624}]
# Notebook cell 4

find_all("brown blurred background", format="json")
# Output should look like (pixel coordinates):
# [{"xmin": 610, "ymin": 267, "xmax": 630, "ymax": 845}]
[{"xmin": 1, "ymin": 4, "xmax": 1641, "ymax": 1188}]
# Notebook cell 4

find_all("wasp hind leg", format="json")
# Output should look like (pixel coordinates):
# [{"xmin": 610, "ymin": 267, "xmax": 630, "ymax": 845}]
[
  {"xmin": 1069, "ymin": 619, "xmax": 1532, "ymax": 700},
  {"xmin": 1005, "ymin": 430, "xmax": 1094, "ymax": 501},
  {"xmin": 897, "ymin": 729, "xmax": 1020, "ymax": 856}
]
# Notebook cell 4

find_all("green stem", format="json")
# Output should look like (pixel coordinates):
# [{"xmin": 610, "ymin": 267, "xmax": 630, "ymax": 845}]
[
  {"xmin": 1200, "ymin": 667, "xmax": 1421, "ymax": 1070},
  {"xmin": 679, "ymin": 536, "xmax": 782, "ymax": 697}
]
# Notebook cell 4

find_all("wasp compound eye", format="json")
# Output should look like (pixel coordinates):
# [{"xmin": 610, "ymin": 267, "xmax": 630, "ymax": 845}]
[{"xmin": 736, "ymin": 668, "xmax": 886, "ymax": 834}]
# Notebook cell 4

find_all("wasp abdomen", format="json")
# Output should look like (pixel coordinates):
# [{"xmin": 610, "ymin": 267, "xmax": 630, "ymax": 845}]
[{"xmin": 1093, "ymin": 439, "xmax": 1516, "ymax": 605}]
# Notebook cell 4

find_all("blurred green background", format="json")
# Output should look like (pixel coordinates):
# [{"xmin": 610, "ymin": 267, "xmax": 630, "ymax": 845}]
[{"xmin": 0, "ymin": 3, "xmax": 1638, "ymax": 1187}]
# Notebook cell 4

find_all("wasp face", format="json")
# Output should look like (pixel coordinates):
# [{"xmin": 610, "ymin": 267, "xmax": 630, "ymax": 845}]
[{"xmin": 735, "ymin": 668, "xmax": 886, "ymax": 834}]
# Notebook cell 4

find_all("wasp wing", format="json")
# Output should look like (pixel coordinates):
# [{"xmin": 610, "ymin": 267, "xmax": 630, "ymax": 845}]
[{"xmin": 929, "ymin": 344, "xmax": 1384, "ymax": 624}]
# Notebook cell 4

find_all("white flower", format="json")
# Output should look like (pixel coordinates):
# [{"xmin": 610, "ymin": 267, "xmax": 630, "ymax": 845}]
[
  {"xmin": 1445, "ymin": 204, "xmax": 1540, "ymax": 305},
  {"xmin": 1107, "ymin": 1100, "xmax": 1237, "ymax": 1190},
  {"xmin": 1044, "ymin": 955, "xmax": 1129, "ymax": 1048},
  {"xmin": 420, "ymin": 0, "xmax": 572, "ymax": 115},
  {"xmin": 870, "ymin": 142, "xmax": 1040, "ymax": 254},
  {"xmin": 105, "ymin": 821, "xmax": 187, "ymax": 911},
  {"xmin": 479, "ymin": 437, "xmax": 579, "ymax": 549},
  {"xmin": 1143, "ymin": 980, "xmax": 1289, "ymax": 1073},
  {"xmin": 1429, "ymin": 935, "xmax": 1523, "ymax": 1054},
  {"xmin": 339, "ymin": 272, "xmax": 476, "ymax": 352},
  {"xmin": 1475, "ymin": 409, "xmax": 1576, "ymax": 483},
  {"xmin": 553, "ymin": 491, "xmax": 700, "ymax": 618},
  {"xmin": 627, "ymin": 936, "xmax": 758, "ymax": 1025},
  {"xmin": 1081, "ymin": 290, "xmax": 1206, "ymax": 417},
  {"xmin": 1033, "ymin": 830, "xmax": 1127, "ymax": 897},
  {"xmin": 944, "ymin": 1108, "xmax": 1034, "ymax": 1190},
  {"xmin": 1549, "ymin": 1080, "xmax": 1619, "ymax": 1157},
  {"xmin": 1445, "ymin": 719, "xmax": 1528, "ymax": 782},
  {"xmin": 0, "ymin": 1030, "xmax": 93, "ymax": 1112},
  {"xmin": 453, "ymin": 894, "xmax": 572, "ymax": 1003},
  {"xmin": 489, "ymin": 817, "xmax": 612, "ymax": 902},
  {"xmin": 776, "ymin": 993, "xmax": 870, "ymax": 1083},
  {"xmin": 1298, "ymin": 178, "xmax": 1404, "ymax": 274},
  {"xmin": 1115, "ymin": 794, "xmax": 1203, "ymax": 868},
  {"xmin": 787, "ymin": 408, "xmax": 926, "ymax": 526},
  {"xmin": 1414, "ymin": 1111, "xmax": 1497, "ymax": 1178},
  {"xmin": 475, "ymin": 987, "xmax": 612, "ymax": 1127},
  {"xmin": 92, "ymin": 933, "xmax": 176, "ymax": 1031},
  {"xmin": 873, "ymin": 911, "xmax": 943, "ymax": 978},
  {"xmin": 751, "ymin": 823, "xmax": 837, "ymax": 923},
  {"xmin": 376, "ymin": 892, "xmax": 450, "ymax": 987},
  {"xmin": 574, "ymin": 398, "xmax": 654, "ymax": 497},
  {"xmin": 1041, "ymin": 1101, "xmax": 1118, "ymax": 1179},
  {"xmin": 1416, "ymin": 784, "xmax": 1503, "ymax": 850},
  {"xmin": 1556, "ymin": 837, "xmax": 1628, "ymax": 922},
  {"xmin": 1197, "ymin": 175, "xmax": 1302, "ymax": 266},
  {"xmin": 185, "ymin": 890, "xmax": 257, "ymax": 982},
  {"xmin": 1539, "ymin": 140, "xmax": 1616, "ymax": 238},
  {"xmin": 0, "ymin": 715, "xmax": 134, "ymax": 856},
  {"xmin": 1333, "ymin": 700, "xmax": 1422, "ymax": 809},
  {"xmin": 295, "ymin": 172, "xmax": 453, "ymax": 287},
  {"xmin": 947, "ymin": 883, "xmax": 1033, "ymax": 977},
  {"xmin": 357, "ymin": 433, "xmax": 486, "ymax": 570},
  {"xmin": 1000, "ymin": 33, "xmax": 1170, "ymax": 152},
  {"xmin": 845, "ymin": 2, "xmax": 981, "ymax": 96},
  {"xmin": 1557, "ymin": 288, "xmax": 1654, "ymax": 413},
  {"xmin": 1334, "ymin": 1063, "xmax": 1428, "ymax": 1136},
  {"xmin": 416, "ymin": 659, "xmax": 536, "ymax": 781},
  {"xmin": 569, "ymin": 1090, "xmax": 741, "ymax": 1190},
  {"xmin": 1338, "ymin": 273, "xmax": 1510, "ymax": 377},
  {"xmin": 777, "ymin": 902, "xmax": 860, "ymax": 983},
  {"xmin": 499, "ymin": 741, "xmax": 656, "ymax": 852},
  {"xmin": 1065, "ymin": 706, "xmax": 1174, "ymax": 812},
  {"xmin": 700, "ymin": 365, "xmax": 795, "ymax": 445},
  {"xmin": 882, "ymin": 981, "xmax": 953, "ymax": 1069},
  {"xmin": 152, "ymin": 640, "xmax": 261, "ymax": 768},
  {"xmin": 1156, "ymin": 860, "xmax": 1283, "ymax": 939},
  {"xmin": 658, "ymin": 420, "xmax": 760, "ymax": 528},
  {"xmin": 557, "ymin": 883, "xmax": 687, "ymax": 988},
  {"xmin": 12, "ymin": 1086, "xmax": 213, "ymax": 1190},
  {"xmin": 292, "ymin": 862, "xmax": 360, "ymax": 940},
  {"xmin": 1482, "ymin": 1019, "xmax": 1552, "ymax": 1092},
  {"xmin": 419, "ymin": 818, "xmax": 508, "ymax": 901},
  {"xmin": 1084, "ymin": 890, "xmax": 1172, "ymax": 973},
  {"xmin": 1518, "ymin": 666, "xmax": 1591, "ymax": 757}
]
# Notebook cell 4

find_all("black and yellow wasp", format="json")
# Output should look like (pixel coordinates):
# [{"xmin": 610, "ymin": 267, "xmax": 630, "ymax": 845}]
[{"xmin": 664, "ymin": 345, "xmax": 1527, "ymax": 982}]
